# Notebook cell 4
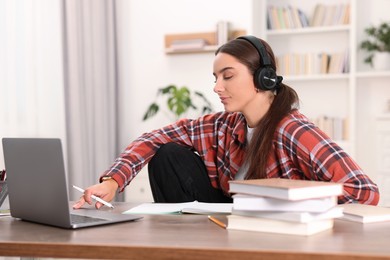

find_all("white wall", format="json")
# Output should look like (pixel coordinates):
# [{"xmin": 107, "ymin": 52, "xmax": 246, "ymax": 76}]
[
  {"xmin": 115, "ymin": 0, "xmax": 256, "ymax": 201},
  {"xmin": 354, "ymin": 0, "xmax": 390, "ymax": 187},
  {"xmin": 115, "ymin": 0, "xmax": 253, "ymax": 148}
]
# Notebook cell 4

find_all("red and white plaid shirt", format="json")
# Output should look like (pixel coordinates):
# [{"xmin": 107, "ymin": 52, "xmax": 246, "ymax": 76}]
[{"xmin": 102, "ymin": 110, "xmax": 379, "ymax": 205}]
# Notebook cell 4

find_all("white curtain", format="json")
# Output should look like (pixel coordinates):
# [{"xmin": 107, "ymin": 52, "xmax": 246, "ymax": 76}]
[
  {"xmin": 0, "ymin": 0, "xmax": 66, "ymax": 169},
  {"xmin": 62, "ymin": 0, "xmax": 120, "ymax": 200}
]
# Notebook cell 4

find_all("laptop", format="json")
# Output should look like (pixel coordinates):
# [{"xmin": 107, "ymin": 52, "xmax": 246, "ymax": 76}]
[{"xmin": 2, "ymin": 137, "xmax": 142, "ymax": 229}]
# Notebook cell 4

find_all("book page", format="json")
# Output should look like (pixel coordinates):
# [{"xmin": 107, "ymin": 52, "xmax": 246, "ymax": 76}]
[{"xmin": 123, "ymin": 201, "xmax": 232, "ymax": 215}]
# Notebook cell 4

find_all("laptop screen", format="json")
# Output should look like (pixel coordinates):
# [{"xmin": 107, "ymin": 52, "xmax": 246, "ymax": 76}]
[{"xmin": 3, "ymin": 138, "xmax": 73, "ymax": 227}]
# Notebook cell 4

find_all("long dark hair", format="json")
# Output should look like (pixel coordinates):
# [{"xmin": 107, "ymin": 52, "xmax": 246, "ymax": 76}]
[{"xmin": 216, "ymin": 37, "xmax": 299, "ymax": 179}]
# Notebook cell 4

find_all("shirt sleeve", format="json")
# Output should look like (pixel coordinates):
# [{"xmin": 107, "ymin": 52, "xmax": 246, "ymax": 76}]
[
  {"xmin": 99, "ymin": 113, "xmax": 224, "ymax": 191},
  {"xmin": 280, "ymin": 115, "xmax": 380, "ymax": 205}
]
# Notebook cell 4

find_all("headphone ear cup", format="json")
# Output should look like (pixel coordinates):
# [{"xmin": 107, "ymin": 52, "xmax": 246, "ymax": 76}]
[
  {"xmin": 256, "ymin": 67, "xmax": 277, "ymax": 91},
  {"xmin": 253, "ymin": 68, "xmax": 262, "ymax": 90}
]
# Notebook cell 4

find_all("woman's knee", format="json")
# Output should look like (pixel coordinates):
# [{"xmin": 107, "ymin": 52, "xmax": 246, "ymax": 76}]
[{"xmin": 151, "ymin": 142, "xmax": 188, "ymax": 162}]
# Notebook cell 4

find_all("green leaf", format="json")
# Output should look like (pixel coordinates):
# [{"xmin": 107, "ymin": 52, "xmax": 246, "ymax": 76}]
[
  {"xmin": 142, "ymin": 103, "xmax": 159, "ymax": 121},
  {"xmin": 360, "ymin": 21, "xmax": 390, "ymax": 65},
  {"xmin": 143, "ymin": 84, "xmax": 214, "ymax": 121}
]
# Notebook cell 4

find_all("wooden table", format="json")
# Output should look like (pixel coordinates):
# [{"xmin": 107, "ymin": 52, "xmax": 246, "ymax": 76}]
[{"xmin": 1, "ymin": 202, "xmax": 390, "ymax": 259}]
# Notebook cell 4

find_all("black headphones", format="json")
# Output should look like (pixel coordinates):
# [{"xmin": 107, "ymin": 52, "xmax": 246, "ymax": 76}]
[{"xmin": 237, "ymin": 35, "xmax": 282, "ymax": 91}]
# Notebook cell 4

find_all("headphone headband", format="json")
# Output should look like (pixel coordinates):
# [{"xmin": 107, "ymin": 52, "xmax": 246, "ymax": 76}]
[
  {"xmin": 237, "ymin": 35, "xmax": 271, "ymax": 66},
  {"xmin": 236, "ymin": 35, "xmax": 281, "ymax": 91}
]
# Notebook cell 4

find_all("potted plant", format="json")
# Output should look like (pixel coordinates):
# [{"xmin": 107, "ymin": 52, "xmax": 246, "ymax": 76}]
[
  {"xmin": 143, "ymin": 84, "xmax": 213, "ymax": 121},
  {"xmin": 360, "ymin": 21, "xmax": 390, "ymax": 70}
]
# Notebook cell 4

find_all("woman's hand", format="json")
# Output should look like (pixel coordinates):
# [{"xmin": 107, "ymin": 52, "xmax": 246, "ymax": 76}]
[{"xmin": 73, "ymin": 179, "xmax": 119, "ymax": 209}]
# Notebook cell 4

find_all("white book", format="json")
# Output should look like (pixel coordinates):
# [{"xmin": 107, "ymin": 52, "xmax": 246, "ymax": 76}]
[
  {"xmin": 229, "ymin": 178, "xmax": 343, "ymax": 201},
  {"xmin": 227, "ymin": 214, "xmax": 334, "ymax": 236},
  {"xmin": 232, "ymin": 194, "xmax": 338, "ymax": 213},
  {"xmin": 232, "ymin": 206, "xmax": 343, "ymax": 223},
  {"xmin": 216, "ymin": 21, "xmax": 229, "ymax": 45},
  {"xmin": 338, "ymin": 204, "xmax": 390, "ymax": 223}
]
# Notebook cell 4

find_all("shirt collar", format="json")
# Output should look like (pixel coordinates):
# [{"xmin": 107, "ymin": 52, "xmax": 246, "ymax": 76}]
[{"xmin": 232, "ymin": 113, "xmax": 247, "ymax": 145}]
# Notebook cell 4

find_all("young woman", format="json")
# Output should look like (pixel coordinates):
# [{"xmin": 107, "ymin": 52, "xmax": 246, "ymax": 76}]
[{"xmin": 73, "ymin": 36, "xmax": 379, "ymax": 209}]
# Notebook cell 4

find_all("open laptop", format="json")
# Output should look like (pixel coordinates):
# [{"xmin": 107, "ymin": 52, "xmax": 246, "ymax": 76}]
[{"xmin": 2, "ymin": 137, "xmax": 142, "ymax": 229}]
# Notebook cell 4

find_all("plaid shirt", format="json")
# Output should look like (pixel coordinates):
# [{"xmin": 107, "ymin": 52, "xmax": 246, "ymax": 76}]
[{"xmin": 103, "ymin": 110, "xmax": 379, "ymax": 205}]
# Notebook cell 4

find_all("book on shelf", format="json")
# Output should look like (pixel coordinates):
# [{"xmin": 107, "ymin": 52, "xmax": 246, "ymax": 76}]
[
  {"xmin": 323, "ymin": 5, "xmax": 337, "ymax": 27},
  {"xmin": 216, "ymin": 21, "xmax": 230, "ymax": 45},
  {"xmin": 232, "ymin": 206, "xmax": 343, "ymax": 224},
  {"xmin": 311, "ymin": 4, "xmax": 326, "ymax": 27},
  {"xmin": 320, "ymin": 52, "xmax": 330, "ymax": 74},
  {"xmin": 276, "ymin": 50, "xmax": 349, "ymax": 76},
  {"xmin": 327, "ymin": 50, "xmax": 349, "ymax": 74},
  {"xmin": 232, "ymin": 194, "xmax": 337, "ymax": 213},
  {"xmin": 311, "ymin": 115, "xmax": 347, "ymax": 141},
  {"xmin": 226, "ymin": 214, "xmax": 334, "ymax": 236},
  {"xmin": 310, "ymin": 3, "xmax": 350, "ymax": 27},
  {"xmin": 337, "ymin": 204, "xmax": 390, "ymax": 223},
  {"xmin": 290, "ymin": 6, "xmax": 302, "ymax": 29},
  {"xmin": 267, "ymin": 5, "xmax": 309, "ymax": 30},
  {"xmin": 342, "ymin": 4, "xmax": 350, "ymax": 25},
  {"xmin": 269, "ymin": 5, "xmax": 281, "ymax": 30},
  {"xmin": 298, "ymin": 8, "xmax": 309, "ymax": 27},
  {"xmin": 228, "ymin": 178, "xmax": 343, "ymax": 201},
  {"xmin": 283, "ymin": 6, "xmax": 297, "ymax": 29},
  {"xmin": 277, "ymin": 7, "xmax": 286, "ymax": 29},
  {"xmin": 268, "ymin": 3, "xmax": 349, "ymax": 30}
]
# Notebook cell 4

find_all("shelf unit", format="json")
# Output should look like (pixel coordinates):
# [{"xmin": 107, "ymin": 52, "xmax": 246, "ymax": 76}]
[
  {"xmin": 251, "ymin": 0, "xmax": 390, "ymax": 205},
  {"xmin": 264, "ymin": 18, "xmax": 353, "ymax": 150},
  {"xmin": 266, "ymin": 24, "xmax": 351, "ymax": 36},
  {"xmin": 250, "ymin": 0, "xmax": 367, "ymax": 152}
]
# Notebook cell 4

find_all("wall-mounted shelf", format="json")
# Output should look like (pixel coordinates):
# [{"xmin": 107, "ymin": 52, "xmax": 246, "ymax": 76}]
[
  {"xmin": 356, "ymin": 70, "xmax": 390, "ymax": 79},
  {"xmin": 283, "ymin": 73, "xmax": 350, "ymax": 82},
  {"xmin": 165, "ymin": 45, "xmax": 219, "ymax": 54},
  {"xmin": 267, "ymin": 25, "xmax": 350, "ymax": 36},
  {"xmin": 164, "ymin": 30, "xmax": 246, "ymax": 54}
]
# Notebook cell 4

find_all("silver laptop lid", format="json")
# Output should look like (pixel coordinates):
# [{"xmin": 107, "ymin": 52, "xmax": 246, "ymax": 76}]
[
  {"xmin": 3, "ymin": 138, "xmax": 73, "ymax": 227},
  {"xmin": 3, "ymin": 137, "xmax": 142, "ymax": 229}
]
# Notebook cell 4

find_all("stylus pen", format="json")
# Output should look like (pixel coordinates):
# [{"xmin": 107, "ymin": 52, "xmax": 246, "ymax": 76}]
[{"xmin": 72, "ymin": 185, "xmax": 114, "ymax": 209}]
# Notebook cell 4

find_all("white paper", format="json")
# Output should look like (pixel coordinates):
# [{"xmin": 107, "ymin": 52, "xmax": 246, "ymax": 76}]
[{"xmin": 123, "ymin": 201, "xmax": 233, "ymax": 215}]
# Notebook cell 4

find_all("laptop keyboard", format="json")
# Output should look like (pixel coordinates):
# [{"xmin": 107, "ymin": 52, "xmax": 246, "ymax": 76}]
[{"xmin": 70, "ymin": 214, "xmax": 107, "ymax": 224}]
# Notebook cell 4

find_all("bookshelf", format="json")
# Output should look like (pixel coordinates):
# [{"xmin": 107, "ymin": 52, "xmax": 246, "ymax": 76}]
[
  {"xmin": 253, "ymin": 0, "xmax": 353, "ymax": 151},
  {"xmin": 251, "ymin": 0, "xmax": 390, "ymax": 205}
]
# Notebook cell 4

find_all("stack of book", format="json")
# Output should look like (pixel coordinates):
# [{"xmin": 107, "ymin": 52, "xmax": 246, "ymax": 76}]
[
  {"xmin": 275, "ymin": 50, "xmax": 349, "ymax": 76},
  {"xmin": 227, "ymin": 178, "xmax": 344, "ymax": 236},
  {"xmin": 311, "ymin": 115, "xmax": 348, "ymax": 141}
]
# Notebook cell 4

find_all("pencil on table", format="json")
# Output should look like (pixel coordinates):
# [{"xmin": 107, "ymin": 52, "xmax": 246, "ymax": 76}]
[{"xmin": 208, "ymin": 215, "xmax": 226, "ymax": 229}]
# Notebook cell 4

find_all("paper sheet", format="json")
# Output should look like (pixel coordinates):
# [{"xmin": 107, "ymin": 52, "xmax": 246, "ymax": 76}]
[{"xmin": 123, "ymin": 201, "xmax": 233, "ymax": 215}]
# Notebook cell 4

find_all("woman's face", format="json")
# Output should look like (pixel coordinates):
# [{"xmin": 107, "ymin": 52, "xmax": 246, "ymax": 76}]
[{"xmin": 213, "ymin": 52, "xmax": 258, "ymax": 114}]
